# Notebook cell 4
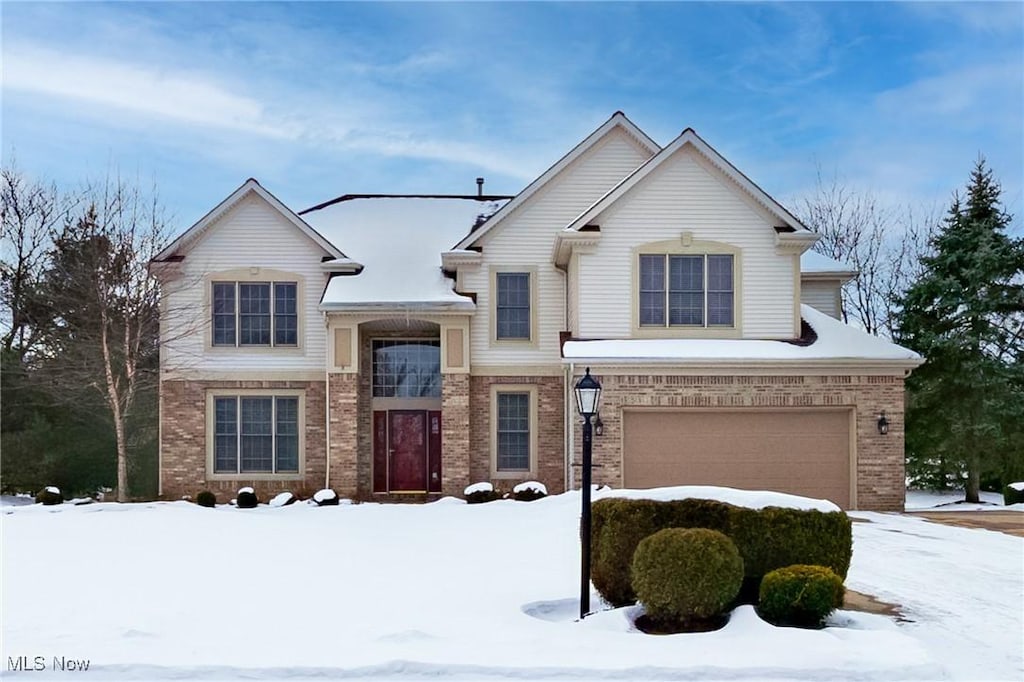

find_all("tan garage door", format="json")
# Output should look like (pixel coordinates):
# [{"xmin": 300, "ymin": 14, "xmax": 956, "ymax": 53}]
[{"xmin": 622, "ymin": 409, "xmax": 852, "ymax": 508}]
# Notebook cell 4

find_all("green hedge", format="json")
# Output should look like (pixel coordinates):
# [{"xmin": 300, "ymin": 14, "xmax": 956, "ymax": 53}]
[
  {"xmin": 758, "ymin": 564, "xmax": 845, "ymax": 628},
  {"xmin": 591, "ymin": 497, "xmax": 852, "ymax": 607}
]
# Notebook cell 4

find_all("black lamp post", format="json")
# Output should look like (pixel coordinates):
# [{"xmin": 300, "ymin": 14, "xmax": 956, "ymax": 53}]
[{"xmin": 574, "ymin": 367, "xmax": 602, "ymax": 620}]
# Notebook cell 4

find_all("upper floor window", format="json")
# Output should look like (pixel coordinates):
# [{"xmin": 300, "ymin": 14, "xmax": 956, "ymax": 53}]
[
  {"xmin": 639, "ymin": 254, "xmax": 734, "ymax": 327},
  {"xmin": 212, "ymin": 281, "xmax": 297, "ymax": 346},
  {"xmin": 495, "ymin": 272, "xmax": 531, "ymax": 340}
]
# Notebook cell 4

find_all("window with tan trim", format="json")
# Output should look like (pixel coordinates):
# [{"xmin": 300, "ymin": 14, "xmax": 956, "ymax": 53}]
[
  {"xmin": 212, "ymin": 281, "xmax": 297, "ymax": 347},
  {"xmin": 489, "ymin": 384, "xmax": 539, "ymax": 478},
  {"xmin": 206, "ymin": 389, "xmax": 305, "ymax": 479},
  {"xmin": 639, "ymin": 254, "xmax": 734, "ymax": 327},
  {"xmin": 489, "ymin": 266, "xmax": 539, "ymax": 347}
]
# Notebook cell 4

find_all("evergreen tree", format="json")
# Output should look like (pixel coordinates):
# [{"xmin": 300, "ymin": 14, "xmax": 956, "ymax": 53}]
[{"xmin": 896, "ymin": 159, "xmax": 1024, "ymax": 502}]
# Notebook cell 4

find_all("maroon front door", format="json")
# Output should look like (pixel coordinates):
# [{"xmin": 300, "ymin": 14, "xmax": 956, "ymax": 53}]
[{"xmin": 388, "ymin": 410, "xmax": 428, "ymax": 492}]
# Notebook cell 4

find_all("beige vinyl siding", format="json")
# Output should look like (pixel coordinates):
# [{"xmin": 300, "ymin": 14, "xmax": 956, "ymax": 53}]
[
  {"xmin": 576, "ymin": 147, "xmax": 796, "ymax": 339},
  {"xmin": 801, "ymin": 280, "xmax": 843, "ymax": 319},
  {"xmin": 161, "ymin": 194, "xmax": 330, "ymax": 376},
  {"xmin": 464, "ymin": 128, "xmax": 651, "ymax": 364},
  {"xmin": 567, "ymin": 250, "xmax": 580, "ymax": 336}
]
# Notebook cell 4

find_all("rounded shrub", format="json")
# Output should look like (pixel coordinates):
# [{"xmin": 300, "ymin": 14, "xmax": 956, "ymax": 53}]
[
  {"xmin": 1004, "ymin": 483, "xmax": 1024, "ymax": 506},
  {"xmin": 196, "ymin": 490, "xmax": 217, "ymax": 508},
  {"xmin": 591, "ymin": 497, "xmax": 733, "ymax": 607},
  {"xmin": 512, "ymin": 481, "xmax": 547, "ymax": 502},
  {"xmin": 236, "ymin": 488, "xmax": 259, "ymax": 509},
  {"xmin": 35, "ymin": 486, "xmax": 63, "ymax": 505},
  {"xmin": 631, "ymin": 528, "xmax": 743, "ymax": 627},
  {"xmin": 464, "ymin": 482, "xmax": 502, "ymax": 504},
  {"xmin": 313, "ymin": 488, "xmax": 339, "ymax": 506},
  {"xmin": 758, "ymin": 564, "xmax": 845, "ymax": 628},
  {"xmin": 269, "ymin": 491, "xmax": 298, "ymax": 507}
]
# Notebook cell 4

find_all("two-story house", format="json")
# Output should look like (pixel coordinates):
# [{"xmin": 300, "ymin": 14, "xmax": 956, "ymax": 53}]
[{"xmin": 150, "ymin": 112, "xmax": 921, "ymax": 511}]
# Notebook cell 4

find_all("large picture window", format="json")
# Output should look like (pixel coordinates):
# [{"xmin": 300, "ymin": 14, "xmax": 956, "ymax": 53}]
[
  {"xmin": 212, "ymin": 281, "xmax": 298, "ymax": 346},
  {"xmin": 213, "ymin": 395, "xmax": 300, "ymax": 474},
  {"xmin": 372, "ymin": 340, "xmax": 441, "ymax": 398},
  {"xmin": 639, "ymin": 254, "xmax": 734, "ymax": 327}
]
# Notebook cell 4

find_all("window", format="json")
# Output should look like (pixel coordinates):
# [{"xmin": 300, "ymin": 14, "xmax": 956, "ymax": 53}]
[
  {"xmin": 496, "ymin": 272, "xmax": 530, "ymax": 340},
  {"xmin": 213, "ymin": 396, "xmax": 300, "ymax": 474},
  {"xmin": 639, "ymin": 254, "xmax": 734, "ymax": 327},
  {"xmin": 372, "ymin": 340, "xmax": 441, "ymax": 398},
  {"xmin": 211, "ymin": 281, "xmax": 298, "ymax": 347},
  {"xmin": 496, "ymin": 392, "xmax": 530, "ymax": 471}
]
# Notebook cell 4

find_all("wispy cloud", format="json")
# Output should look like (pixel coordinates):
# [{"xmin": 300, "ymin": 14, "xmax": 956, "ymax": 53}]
[{"xmin": 2, "ymin": 44, "xmax": 295, "ymax": 139}]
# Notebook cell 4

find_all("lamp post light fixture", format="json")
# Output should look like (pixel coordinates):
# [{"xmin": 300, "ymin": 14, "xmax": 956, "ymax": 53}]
[
  {"xmin": 574, "ymin": 367, "xmax": 602, "ymax": 620},
  {"xmin": 877, "ymin": 411, "xmax": 889, "ymax": 435}
]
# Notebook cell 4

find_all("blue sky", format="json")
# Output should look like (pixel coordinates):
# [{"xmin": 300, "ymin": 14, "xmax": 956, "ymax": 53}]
[{"xmin": 2, "ymin": 2, "xmax": 1022, "ymax": 235}]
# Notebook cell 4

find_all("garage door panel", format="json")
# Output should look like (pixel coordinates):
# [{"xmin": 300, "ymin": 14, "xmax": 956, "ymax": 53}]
[{"xmin": 623, "ymin": 410, "xmax": 851, "ymax": 509}]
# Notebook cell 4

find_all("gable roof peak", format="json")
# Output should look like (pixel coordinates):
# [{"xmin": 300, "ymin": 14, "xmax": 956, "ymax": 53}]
[{"xmin": 453, "ymin": 111, "xmax": 660, "ymax": 249}]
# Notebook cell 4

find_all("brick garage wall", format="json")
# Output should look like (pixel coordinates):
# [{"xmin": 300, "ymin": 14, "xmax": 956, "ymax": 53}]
[
  {"xmin": 574, "ymin": 373, "xmax": 905, "ymax": 512},
  {"xmin": 469, "ymin": 375, "xmax": 566, "ymax": 494},
  {"xmin": 160, "ymin": 379, "xmax": 327, "ymax": 503}
]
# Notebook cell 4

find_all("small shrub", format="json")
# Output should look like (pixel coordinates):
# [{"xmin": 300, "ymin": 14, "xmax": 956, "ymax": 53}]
[
  {"xmin": 269, "ymin": 491, "xmax": 297, "ymax": 507},
  {"xmin": 196, "ymin": 491, "xmax": 217, "ymax": 508},
  {"xmin": 512, "ymin": 481, "xmax": 547, "ymax": 502},
  {"xmin": 631, "ymin": 528, "xmax": 743, "ymax": 628},
  {"xmin": 313, "ymin": 488, "xmax": 339, "ymax": 506},
  {"xmin": 591, "ymin": 497, "xmax": 733, "ymax": 606},
  {"xmin": 236, "ymin": 488, "xmax": 259, "ymax": 509},
  {"xmin": 758, "ymin": 564, "xmax": 845, "ymax": 628},
  {"xmin": 35, "ymin": 486, "xmax": 63, "ymax": 506},
  {"xmin": 1004, "ymin": 483, "xmax": 1024, "ymax": 506},
  {"xmin": 464, "ymin": 482, "xmax": 502, "ymax": 504}
]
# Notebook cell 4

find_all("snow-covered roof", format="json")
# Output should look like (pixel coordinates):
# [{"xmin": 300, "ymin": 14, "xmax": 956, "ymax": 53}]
[
  {"xmin": 301, "ymin": 197, "xmax": 507, "ymax": 310},
  {"xmin": 801, "ymin": 251, "xmax": 857, "ymax": 277},
  {"xmin": 562, "ymin": 305, "xmax": 922, "ymax": 366}
]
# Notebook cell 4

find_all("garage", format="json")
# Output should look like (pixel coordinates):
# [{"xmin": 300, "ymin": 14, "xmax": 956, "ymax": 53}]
[{"xmin": 622, "ymin": 409, "xmax": 853, "ymax": 508}]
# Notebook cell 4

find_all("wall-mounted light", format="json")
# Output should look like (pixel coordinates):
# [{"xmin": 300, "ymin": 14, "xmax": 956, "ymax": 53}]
[
  {"xmin": 594, "ymin": 414, "xmax": 604, "ymax": 437},
  {"xmin": 877, "ymin": 411, "xmax": 889, "ymax": 435}
]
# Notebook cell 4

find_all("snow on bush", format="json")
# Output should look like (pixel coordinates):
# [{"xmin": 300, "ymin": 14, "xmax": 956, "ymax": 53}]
[
  {"xmin": 1004, "ymin": 482, "xmax": 1024, "ymax": 506},
  {"xmin": 464, "ymin": 482, "xmax": 493, "ymax": 495},
  {"xmin": 237, "ymin": 486, "xmax": 255, "ymax": 495},
  {"xmin": 269, "ymin": 492, "xmax": 297, "ymax": 508},
  {"xmin": 1009, "ymin": 482, "xmax": 1024, "ymax": 491},
  {"xmin": 596, "ymin": 485, "xmax": 839, "ymax": 512},
  {"xmin": 236, "ymin": 489, "xmax": 259, "ymax": 509},
  {"xmin": 512, "ymin": 481, "xmax": 547, "ymax": 502},
  {"xmin": 35, "ymin": 487, "xmax": 62, "ymax": 505},
  {"xmin": 313, "ymin": 489, "xmax": 339, "ymax": 506},
  {"xmin": 512, "ymin": 481, "xmax": 547, "ymax": 495}
]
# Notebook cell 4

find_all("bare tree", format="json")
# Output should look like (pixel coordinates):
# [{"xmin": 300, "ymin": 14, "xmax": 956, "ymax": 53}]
[
  {"xmin": 0, "ymin": 163, "xmax": 78, "ymax": 358},
  {"xmin": 34, "ymin": 175, "xmax": 168, "ymax": 501},
  {"xmin": 798, "ymin": 169, "xmax": 938, "ymax": 338}
]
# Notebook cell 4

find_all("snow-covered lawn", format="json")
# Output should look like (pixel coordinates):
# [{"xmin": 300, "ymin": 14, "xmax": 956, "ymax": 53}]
[{"xmin": 2, "ymin": 489, "xmax": 1021, "ymax": 681}]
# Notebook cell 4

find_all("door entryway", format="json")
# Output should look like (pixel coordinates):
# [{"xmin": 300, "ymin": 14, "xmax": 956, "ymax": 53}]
[{"xmin": 373, "ymin": 409, "xmax": 442, "ymax": 493}]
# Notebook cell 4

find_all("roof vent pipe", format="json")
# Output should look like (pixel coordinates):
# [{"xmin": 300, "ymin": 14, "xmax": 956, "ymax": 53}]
[{"xmin": 476, "ymin": 177, "xmax": 484, "ymax": 197}]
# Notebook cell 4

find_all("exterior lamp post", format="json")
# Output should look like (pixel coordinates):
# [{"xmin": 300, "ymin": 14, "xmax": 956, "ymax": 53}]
[{"xmin": 574, "ymin": 367, "xmax": 602, "ymax": 620}]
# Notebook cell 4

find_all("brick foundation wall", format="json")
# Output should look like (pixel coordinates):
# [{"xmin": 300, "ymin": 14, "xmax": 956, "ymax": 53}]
[
  {"xmin": 160, "ymin": 379, "xmax": 326, "ymax": 503},
  {"xmin": 572, "ymin": 373, "xmax": 905, "ymax": 511},
  {"xmin": 469, "ymin": 375, "xmax": 566, "ymax": 494}
]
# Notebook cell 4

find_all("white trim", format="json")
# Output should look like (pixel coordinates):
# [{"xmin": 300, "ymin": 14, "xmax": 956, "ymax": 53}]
[{"xmin": 453, "ymin": 112, "xmax": 660, "ymax": 250}]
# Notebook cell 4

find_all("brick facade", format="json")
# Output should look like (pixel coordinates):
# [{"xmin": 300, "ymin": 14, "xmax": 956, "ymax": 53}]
[
  {"xmin": 160, "ymin": 379, "xmax": 327, "ymax": 503},
  {"xmin": 571, "ymin": 372, "xmax": 906, "ymax": 511},
  {"xmin": 161, "ymin": 370, "xmax": 904, "ymax": 510},
  {"xmin": 469, "ymin": 375, "xmax": 566, "ymax": 494}
]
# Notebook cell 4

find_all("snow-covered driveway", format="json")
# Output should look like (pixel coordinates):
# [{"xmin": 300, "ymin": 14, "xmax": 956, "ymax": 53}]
[{"xmin": 2, "ymin": 492, "xmax": 1021, "ymax": 681}]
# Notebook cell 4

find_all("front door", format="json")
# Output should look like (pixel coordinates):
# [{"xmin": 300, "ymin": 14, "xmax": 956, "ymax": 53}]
[{"xmin": 388, "ymin": 410, "xmax": 428, "ymax": 492}]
